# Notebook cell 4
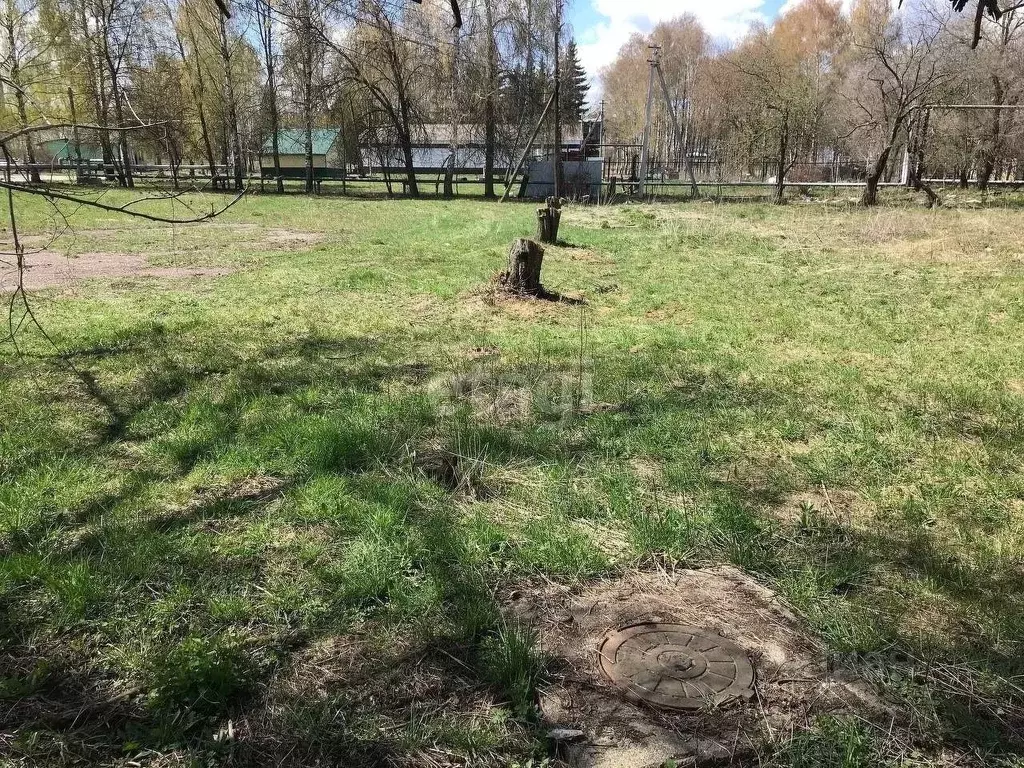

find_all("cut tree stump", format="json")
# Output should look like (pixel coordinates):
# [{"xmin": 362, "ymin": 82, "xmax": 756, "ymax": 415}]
[
  {"xmin": 499, "ymin": 238, "xmax": 545, "ymax": 295},
  {"xmin": 536, "ymin": 196, "xmax": 561, "ymax": 244}
]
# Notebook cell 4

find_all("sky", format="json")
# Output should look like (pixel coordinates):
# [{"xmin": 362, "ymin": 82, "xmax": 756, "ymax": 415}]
[{"xmin": 568, "ymin": 0, "xmax": 791, "ymax": 93}]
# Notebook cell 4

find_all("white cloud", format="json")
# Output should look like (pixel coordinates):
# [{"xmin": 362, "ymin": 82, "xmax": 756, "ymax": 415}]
[
  {"xmin": 777, "ymin": 0, "xmax": 855, "ymax": 19},
  {"xmin": 574, "ymin": 0, "xmax": 770, "ymax": 95},
  {"xmin": 777, "ymin": 0, "xmax": 804, "ymax": 16}
]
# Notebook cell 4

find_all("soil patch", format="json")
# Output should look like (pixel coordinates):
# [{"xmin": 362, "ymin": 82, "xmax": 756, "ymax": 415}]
[
  {"xmin": 461, "ymin": 286, "xmax": 587, "ymax": 322},
  {"xmin": 770, "ymin": 487, "xmax": 865, "ymax": 527},
  {"xmin": 466, "ymin": 345, "xmax": 500, "ymax": 360},
  {"xmin": 1, "ymin": 250, "xmax": 236, "ymax": 290},
  {"xmin": 507, "ymin": 565, "xmax": 888, "ymax": 767},
  {"xmin": 565, "ymin": 249, "xmax": 612, "ymax": 264},
  {"xmin": 262, "ymin": 228, "xmax": 325, "ymax": 247}
]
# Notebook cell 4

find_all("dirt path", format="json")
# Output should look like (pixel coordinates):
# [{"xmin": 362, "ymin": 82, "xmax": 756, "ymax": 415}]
[{"xmin": 0, "ymin": 250, "xmax": 235, "ymax": 291}]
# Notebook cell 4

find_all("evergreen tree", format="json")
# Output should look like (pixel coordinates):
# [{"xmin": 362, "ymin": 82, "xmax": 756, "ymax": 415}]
[{"xmin": 560, "ymin": 38, "xmax": 589, "ymax": 124}]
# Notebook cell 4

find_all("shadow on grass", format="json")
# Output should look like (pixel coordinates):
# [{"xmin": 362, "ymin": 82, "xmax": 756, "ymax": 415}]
[
  {"xmin": 3, "ymin": 327, "xmax": 1024, "ymax": 764},
  {"xmin": 1, "ymin": 326, "xmax": 558, "ymax": 763}
]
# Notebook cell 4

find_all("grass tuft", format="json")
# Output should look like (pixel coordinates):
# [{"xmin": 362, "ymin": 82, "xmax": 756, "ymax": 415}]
[{"xmin": 479, "ymin": 621, "xmax": 545, "ymax": 720}]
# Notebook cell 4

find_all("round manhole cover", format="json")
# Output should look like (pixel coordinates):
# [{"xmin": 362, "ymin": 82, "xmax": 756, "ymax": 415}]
[{"xmin": 598, "ymin": 623, "xmax": 755, "ymax": 710}]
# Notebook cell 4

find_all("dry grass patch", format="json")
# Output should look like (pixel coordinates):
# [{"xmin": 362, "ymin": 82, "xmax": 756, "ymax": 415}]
[
  {"xmin": 773, "ymin": 207, "xmax": 1023, "ymax": 267},
  {"xmin": 237, "ymin": 631, "xmax": 515, "ymax": 767}
]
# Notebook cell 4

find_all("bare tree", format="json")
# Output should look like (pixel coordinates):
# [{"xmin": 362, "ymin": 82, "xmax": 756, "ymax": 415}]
[
  {"xmin": 278, "ymin": 0, "xmax": 326, "ymax": 193},
  {"xmin": 250, "ymin": 0, "xmax": 283, "ymax": 191},
  {"xmin": 314, "ymin": 0, "xmax": 427, "ymax": 196},
  {"xmin": 969, "ymin": 9, "xmax": 1024, "ymax": 189},
  {"xmin": 0, "ymin": 0, "xmax": 45, "ymax": 182},
  {"xmin": 728, "ymin": 6, "xmax": 841, "ymax": 204},
  {"xmin": 214, "ymin": 1, "xmax": 244, "ymax": 189},
  {"xmin": 844, "ymin": 0, "xmax": 952, "ymax": 204},
  {"xmin": 92, "ymin": 0, "xmax": 145, "ymax": 187},
  {"xmin": 168, "ymin": 0, "xmax": 221, "ymax": 181},
  {"xmin": 482, "ymin": 0, "xmax": 497, "ymax": 197}
]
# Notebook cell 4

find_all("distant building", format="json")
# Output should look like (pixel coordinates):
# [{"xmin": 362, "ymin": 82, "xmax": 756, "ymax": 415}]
[
  {"xmin": 261, "ymin": 129, "xmax": 342, "ymax": 169},
  {"xmin": 359, "ymin": 123, "xmax": 591, "ymax": 172},
  {"xmin": 359, "ymin": 124, "xmax": 484, "ymax": 171},
  {"xmin": 36, "ymin": 137, "xmax": 105, "ymax": 164},
  {"xmin": 524, "ymin": 158, "xmax": 603, "ymax": 200}
]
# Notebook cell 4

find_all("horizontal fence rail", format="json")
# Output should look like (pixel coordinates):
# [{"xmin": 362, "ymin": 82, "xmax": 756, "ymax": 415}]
[{"xmin": 10, "ymin": 157, "xmax": 1022, "ymax": 200}]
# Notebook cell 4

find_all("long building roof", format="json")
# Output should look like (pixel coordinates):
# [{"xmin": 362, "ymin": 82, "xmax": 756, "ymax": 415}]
[{"xmin": 263, "ymin": 128, "xmax": 340, "ymax": 156}]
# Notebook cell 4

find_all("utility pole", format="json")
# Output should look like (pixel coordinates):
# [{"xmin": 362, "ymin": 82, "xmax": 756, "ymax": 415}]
[
  {"xmin": 552, "ymin": 0, "xmax": 562, "ymax": 199},
  {"xmin": 599, "ymin": 99, "xmax": 605, "ymax": 162},
  {"xmin": 637, "ymin": 45, "xmax": 659, "ymax": 197}
]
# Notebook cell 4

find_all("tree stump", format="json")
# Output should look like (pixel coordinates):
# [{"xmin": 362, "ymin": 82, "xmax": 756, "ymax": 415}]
[
  {"xmin": 536, "ymin": 196, "xmax": 561, "ymax": 244},
  {"xmin": 499, "ymin": 238, "xmax": 545, "ymax": 295},
  {"xmin": 605, "ymin": 176, "xmax": 617, "ymax": 204}
]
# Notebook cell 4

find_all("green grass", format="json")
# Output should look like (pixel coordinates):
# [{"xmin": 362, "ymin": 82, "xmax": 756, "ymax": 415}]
[{"xmin": 2, "ymin": 189, "xmax": 1024, "ymax": 765}]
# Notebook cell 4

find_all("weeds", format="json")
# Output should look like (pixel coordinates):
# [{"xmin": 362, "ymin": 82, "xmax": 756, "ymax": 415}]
[
  {"xmin": 480, "ymin": 621, "xmax": 545, "ymax": 720},
  {"xmin": 770, "ymin": 716, "xmax": 879, "ymax": 768}
]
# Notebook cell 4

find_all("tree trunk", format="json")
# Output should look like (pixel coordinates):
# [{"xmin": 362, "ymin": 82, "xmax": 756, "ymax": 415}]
[
  {"xmin": 909, "ymin": 108, "xmax": 939, "ymax": 207},
  {"xmin": 197, "ymin": 103, "xmax": 218, "ymax": 184},
  {"xmin": 773, "ymin": 112, "xmax": 788, "ymax": 205},
  {"xmin": 68, "ymin": 87, "xmax": 84, "ymax": 183},
  {"xmin": 911, "ymin": 108, "xmax": 930, "ymax": 190},
  {"xmin": 500, "ymin": 237, "xmax": 544, "ymax": 295},
  {"xmin": 169, "ymin": 139, "xmax": 180, "ymax": 190},
  {"xmin": 862, "ymin": 147, "xmax": 891, "ymax": 206},
  {"xmin": 303, "ymin": 34, "xmax": 315, "ymax": 191},
  {"xmin": 4, "ymin": 0, "xmax": 40, "ymax": 184},
  {"xmin": 979, "ymin": 77, "xmax": 1003, "ymax": 193},
  {"xmin": 269, "ymin": 102, "xmax": 283, "ymax": 193},
  {"xmin": 98, "ymin": 13, "xmax": 133, "ymax": 189},
  {"xmin": 552, "ymin": 0, "xmax": 562, "ymax": 198},
  {"xmin": 295, "ymin": 0, "xmax": 316, "ymax": 193},
  {"xmin": 304, "ymin": 110, "xmax": 314, "ymax": 193},
  {"xmin": 482, "ymin": 0, "xmax": 496, "ymax": 197},
  {"xmin": 257, "ymin": 0, "xmax": 283, "ymax": 193},
  {"xmin": 110, "ymin": 88, "xmax": 134, "ymax": 189},
  {"xmin": 92, "ymin": 27, "xmax": 118, "ymax": 183},
  {"xmin": 392, "ymin": 78, "xmax": 418, "ymax": 195},
  {"xmin": 218, "ymin": 13, "xmax": 243, "ymax": 191},
  {"xmin": 863, "ymin": 118, "xmax": 902, "ymax": 206},
  {"xmin": 78, "ymin": 0, "xmax": 113, "ymax": 183},
  {"xmin": 399, "ymin": 131, "xmax": 417, "ymax": 196}
]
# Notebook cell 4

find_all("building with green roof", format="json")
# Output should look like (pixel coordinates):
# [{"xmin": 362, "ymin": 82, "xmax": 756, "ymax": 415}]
[
  {"xmin": 38, "ymin": 137, "xmax": 105, "ymax": 164},
  {"xmin": 261, "ymin": 128, "xmax": 341, "ymax": 169}
]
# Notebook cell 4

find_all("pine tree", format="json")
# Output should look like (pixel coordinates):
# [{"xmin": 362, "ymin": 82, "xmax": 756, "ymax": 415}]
[{"xmin": 560, "ymin": 39, "xmax": 589, "ymax": 124}]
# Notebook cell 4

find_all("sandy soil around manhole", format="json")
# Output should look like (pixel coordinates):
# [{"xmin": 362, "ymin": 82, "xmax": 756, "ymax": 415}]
[
  {"xmin": 507, "ymin": 565, "xmax": 888, "ymax": 768},
  {"xmin": 0, "ymin": 250, "xmax": 236, "ymax": 290}
]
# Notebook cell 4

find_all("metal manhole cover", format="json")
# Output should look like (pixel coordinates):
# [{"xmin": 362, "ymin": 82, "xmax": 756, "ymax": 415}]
[{"xmin": 598, "ymin": 623, "xmax": 755, "ymax": 710}]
